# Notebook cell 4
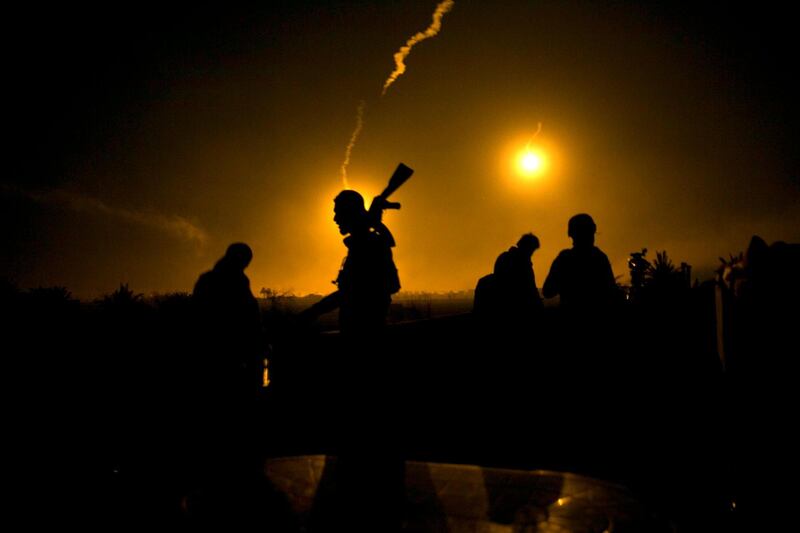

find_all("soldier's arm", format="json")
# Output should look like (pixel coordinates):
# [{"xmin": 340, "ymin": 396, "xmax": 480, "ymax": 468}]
[
  {"xmin": 542, "ymin": 255, "xmax": 562, "ymax": 299},
  {"xmin": 601, "ymin": 254, "xmax": 616, "ymax": 289}
]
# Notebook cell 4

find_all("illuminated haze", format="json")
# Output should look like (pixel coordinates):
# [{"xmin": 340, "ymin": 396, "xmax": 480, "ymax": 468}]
[{"xmin": 3, "ymin": 2, "xmax": 799, "ymax": 298}]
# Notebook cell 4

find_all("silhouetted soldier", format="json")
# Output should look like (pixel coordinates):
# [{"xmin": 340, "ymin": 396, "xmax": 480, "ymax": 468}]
[
  {"xmin": 192, "ymin": 242, "xmax": 264, "ymax": 397},
  {"xmin": 473, "ymin": 233, "xmax": 545, "ymax": 448},
  {"xmin": 494, "ymin": 232, "xmax": 544, "ymax": 381},
  {"xmin": 723, "ymin": 237, "xmax": 800, "ymax": 530},
  {"xmin": 542, "ymin": 214, "xmax": 617, "ymax": 312},
  {"xmin": 732, "ymin": 235, "xmax": 800, "ymax": 376},
  {"xmin": 300, "ymin": 189, "xmax": 404, "ymax": 532},
  {"xmin": 186, "ymin": 242, "xmax": 270, "ymax": 526},
  {"xmin": 301, "ymin": 189, "xmax": 400, "ymax": 334},
  {"xmin": 542, "ymin": 214, "xmax": 618, "ymax": 382},
  {"xmin": 494, "ymin": 233, "xmax": 543, "ymax": 317}
]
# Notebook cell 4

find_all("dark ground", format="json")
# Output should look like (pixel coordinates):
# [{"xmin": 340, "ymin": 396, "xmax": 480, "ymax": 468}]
[{"xmin": 4, "ymin": 282, "xmax": 796, "ymax": 530}]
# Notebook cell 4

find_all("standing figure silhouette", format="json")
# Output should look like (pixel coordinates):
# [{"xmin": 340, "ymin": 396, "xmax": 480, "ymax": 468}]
[
  {"xmin": 542, "ymin": 214, "xmax": 618, "ymax": 380},
  {"xmin": 542, "ymin": 214, "xmax": 617, "ymax": 312},
  {"xmin": 479, "ymin": 233, "xmax": 543, "ymax": 322},
  {"xmin": 302, "ymin": 190, "xmax": 400, "ymax": 334},
  {"xmin": 301, "ymin": 189, "xmax": 404, "ymax": 532},
  {"xmin": 187, "ymin": 242, "xmax": 270, "ymax": 527}
]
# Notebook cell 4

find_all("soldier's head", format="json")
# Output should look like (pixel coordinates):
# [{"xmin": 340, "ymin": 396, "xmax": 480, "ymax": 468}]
[
  {"xmin": 517, "ymin": 233, "xmax": 540, "ymax": 257},
  {"xmin": 218, "ymin": 242, "xmax": 253, "ymax": 271},
  {"xmin": 567, "ymin": 214, "xmax": 596, "ymax": 248},
  {"xmin": 334, "ymin": 190, "xmax": 368, "ymax": 235}
]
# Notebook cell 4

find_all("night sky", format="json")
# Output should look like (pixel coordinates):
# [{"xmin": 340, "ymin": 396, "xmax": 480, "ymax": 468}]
[{"xmin": 4, "ymin": 1, "xmax": 799, "ymax": 298}]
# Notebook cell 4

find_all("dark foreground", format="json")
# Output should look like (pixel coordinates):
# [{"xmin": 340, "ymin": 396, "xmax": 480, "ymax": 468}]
[
  {"xmin": 263, "ymin": 455, "xmax": 674, "ymax": 532},
  {"xmin": 8, "ymin": 293, "xmax": 797, "ymax": 531}
]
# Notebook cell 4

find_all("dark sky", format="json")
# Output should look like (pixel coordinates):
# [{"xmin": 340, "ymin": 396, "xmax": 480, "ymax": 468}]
[{"xmin": 3, "ymin": 1, "xmax": 799, "ymax": 298}]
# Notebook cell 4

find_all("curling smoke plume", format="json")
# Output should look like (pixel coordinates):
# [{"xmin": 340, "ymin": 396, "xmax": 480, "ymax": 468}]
[
  {"xmin": 526, "ymin": 122, "xmax": 543, "ymax": 150},
  {"xmin": 340, "ymin": 101, "xmax": 366, "ymax": 189},
  {"xmin": 382, "ymin": 0, "xmax": 455, "ymax": 96},
  {"xmin": 338, "ymin": 2, "xmax": 454, "ymax": 188},
  {"xmin": 3, "ymin": 183, "xmax": 208, "ymax": 245}
]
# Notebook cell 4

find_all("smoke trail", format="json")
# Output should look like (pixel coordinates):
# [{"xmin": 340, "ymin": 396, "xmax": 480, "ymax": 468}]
[
  {"xmin": 340, "ymin": 101, "xmax": 366, "ymax": 189},
  {"xmin": 337, "ymin": 1, "xmax": 454, "ymax": 187},
  {"xmin": 3, "ymin": 183, "xmax": 208, "ymax": 245},
  {"xmin": 381, "ymin": 0, "xmax": 455, "ymax": 96},
  {"xmin": 526, "ymin": 122, "xmax": 543, "ymax": 150}
]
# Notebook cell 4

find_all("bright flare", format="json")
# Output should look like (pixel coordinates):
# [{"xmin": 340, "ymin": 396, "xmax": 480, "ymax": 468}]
[
  {"xmin": 521, "ymin": 152, "xmax": 543, "ymax": 172},
  {"xmin": 518, "ymin": 148, "xmax": 547, "ymax": 177}
]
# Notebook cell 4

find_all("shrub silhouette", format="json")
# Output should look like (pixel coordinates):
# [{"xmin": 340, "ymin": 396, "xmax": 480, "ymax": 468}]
[
  {"xmin": 100, "ymin": 283, "xmax": 145, "ymax": 309},
  {"xmin": 26, "ymin": 285, "xmax": 78, "ymax": 309}
]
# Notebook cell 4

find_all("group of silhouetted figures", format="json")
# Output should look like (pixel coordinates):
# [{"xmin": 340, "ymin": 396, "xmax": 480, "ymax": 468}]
[
  {"xmin": 474, "ymin": 213, "xmax": 619, "ymax": 323},
  {"xmin": 181, "ymin": 182, "xmax": 633, "ymax": 529},
  {"xmin": 185, "ymin": 189, "xmax": 408, "ymax": 529},
  {"xmin": 179, "ymin": 182, "xmax": 800, "ymax": 531}
]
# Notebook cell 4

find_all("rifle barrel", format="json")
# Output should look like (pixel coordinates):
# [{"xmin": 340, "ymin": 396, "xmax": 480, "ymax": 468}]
[{"xmin": 381, "ymin": 163, "xmax": 413, "ymax": 199}]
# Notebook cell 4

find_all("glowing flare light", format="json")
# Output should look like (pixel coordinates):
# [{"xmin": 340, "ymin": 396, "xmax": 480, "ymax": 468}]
[{"xmin": 517, "ymin": 147, "xmax": 547, "ymax": 178}]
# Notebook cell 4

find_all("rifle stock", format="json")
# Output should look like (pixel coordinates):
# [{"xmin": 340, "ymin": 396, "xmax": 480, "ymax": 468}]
[{"xmin": 368, "ymin": 162, "xmax": 413, "ymax": 246}]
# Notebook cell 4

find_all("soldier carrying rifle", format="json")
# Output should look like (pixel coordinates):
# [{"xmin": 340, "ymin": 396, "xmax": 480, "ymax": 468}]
[
  {"xmin": 300, "ymin": 163, "xmax": 411, "ymax": 335},
  {"xmin": 299, "ymin": 163, "xmax": 413, "ymax": 531}
]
